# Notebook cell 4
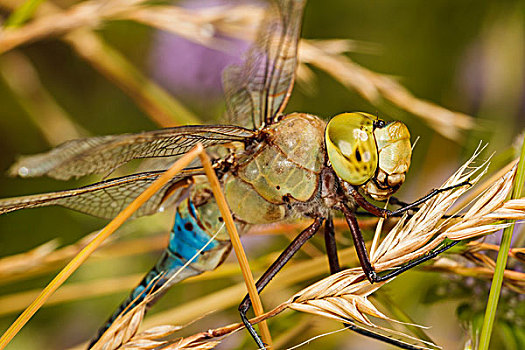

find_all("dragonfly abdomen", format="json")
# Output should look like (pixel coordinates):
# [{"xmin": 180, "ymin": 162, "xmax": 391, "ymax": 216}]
[{"xmin": 89, "ymin": 184, "xmax": 234, "ymax": 347}]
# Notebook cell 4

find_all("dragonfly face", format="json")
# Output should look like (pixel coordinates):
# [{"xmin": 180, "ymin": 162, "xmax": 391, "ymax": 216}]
[
  {"xmin": 366, "ymin": 119, "xmax": 412, "ymax": 200},
  {"xmin": 326, "ymin": 112, "xmax": 412, "ymax": 201}
]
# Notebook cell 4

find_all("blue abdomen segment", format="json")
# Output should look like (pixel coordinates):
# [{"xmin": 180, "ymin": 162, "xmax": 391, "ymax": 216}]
[
  {"xmin": 89, "ymin": 197, "xmax": 231, "ymax": 348},
  {"xmin": 167, "ymin": 200, "xmax": 219, "ymax": 262}
]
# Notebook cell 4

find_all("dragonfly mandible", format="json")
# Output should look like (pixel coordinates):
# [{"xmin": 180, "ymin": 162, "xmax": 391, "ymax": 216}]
[{"xmin": 0, "ymin": 0, "xmax": 458, "ymax": 348}]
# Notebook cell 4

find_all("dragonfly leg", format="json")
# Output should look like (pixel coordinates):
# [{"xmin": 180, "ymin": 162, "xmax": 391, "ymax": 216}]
[
  {"xmin": 239, "ymin": 217, "xmax": 324, "ymax": 348},
  {"xmin": 373, "ymin": 240, "xmax": 460, "ymax": 282},
  {"xmin": 324, "ymin": 216, "xmax": 341, "ymax": 274},
  {"xmin": 348, "ymin": 180, "xmax": 471, "ymax": 218},
  {"xmin": 390, "ymin": 180, "xmax": 471, "ymax": 216},
  {"xmin": 340, "ymin": 324, "xmax": 426, "ymax": 350},
  {"xmin": 338, "ymin": 203, "xmax": 377, "ymax": 282},
  {"xmin": 385, "ymin": 197, "xmax": 463, "ymax": 220},
  {"xmin": 339, "ymin": 199, "xmax": 461, "ymax": 283}
]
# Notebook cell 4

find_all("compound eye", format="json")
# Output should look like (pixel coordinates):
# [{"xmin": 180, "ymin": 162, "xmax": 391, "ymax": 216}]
[{"xmin": 325, "ymin": 112, "xmax": 378, "ymax": 185}]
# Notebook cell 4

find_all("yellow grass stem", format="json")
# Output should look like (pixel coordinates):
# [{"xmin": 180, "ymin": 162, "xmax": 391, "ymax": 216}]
[
  {"xmin": 4, "ymin": 0, "xmax": 43, "ymax": 28},
  {"xmin": 199, "ymin": 151, "xmax": 273, "ymax": 349},
  {"xmin": 0, "ymin": 144, "xmax": 203, "ymax": 350},
  {"xmin": 0, "ymin": 52, "xmax": 86, "ymax": 145},
  {"xmin": 0, "ymin": 274, "xmax": 144, "ymax": 317},
  {"xmin": 479, "ymin": 134, "xmax": 525, "ymax": 350}
]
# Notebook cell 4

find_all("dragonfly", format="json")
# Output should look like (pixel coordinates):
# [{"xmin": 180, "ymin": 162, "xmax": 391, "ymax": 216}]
[{"xmin": 0, "ymin": 0, "xmax": 461, "ymax": 348}]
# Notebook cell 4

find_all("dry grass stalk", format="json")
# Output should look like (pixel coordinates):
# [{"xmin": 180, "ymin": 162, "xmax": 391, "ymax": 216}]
[
  {"xmin": 448, "ymin": 241, "xmax": 525, "ymax": 293},
  {"xmin": 0, "ymin": 233, "xmax": 103, "ymax": 283},
  {"xmin": 0, "ymin": 0, "xmax": 145, "ymax": 54},
  {"xmin": 0, "ymin": 240, "xmax": 58, "ymax": 278},
  {"xmin": 198, "ymin": 150, "xmax": 272, "ymax": 346},
  {"xmin": 429, "ymin": 257, "xmax": 525, "ymax": 294},
  {"xmin": 288, "ymin": 270, "xmax": 387, "ymax": 325},
  {"xmin": 0, "ymin": 0, "xmax": 200, "ymax": 127},
  {"xmin": 298, "ymin": 40, "xmax": 475, "ymax": 141},
  {"xmin": 453, "ymin": 158, "xmax": 520, "ymax": 208},
  {"xmin": 92, "ymin": 295, "xmax": 217, "ymax": 349},
  {"xmin": 466, "ymin": 241, "xmax": 525, "ymax": 263},
  {"xmin": 110, "ymin": 326, "xmax": 220, "ymax": 350},
  {"xmin": 0, "ymin": 273, "xmax": 148, "ymax": 318},
  {"xmin": 285, "ymin": 270, "xmax": 438, "ymax": 350},
  {"xmin": 120, "ymin": 4, "xmax": 263, "ymax": 49},
  {"xmin": 0, "ymin": 52, "xmax": 87, "ymax": 145},
  {"xmin": 91, "ymin": 303, "xmax": 147, "ymax": 350},
  {"xmin": 106, "ymin": 302, "xmax": 286, "ymax": 350},
  {"xmin": 0, "ymin": 0, "xmax": 262, "ymax": 55},
  {"xmin": 0, "ymin": 227, "xmax": 173, "ymax": 285}
]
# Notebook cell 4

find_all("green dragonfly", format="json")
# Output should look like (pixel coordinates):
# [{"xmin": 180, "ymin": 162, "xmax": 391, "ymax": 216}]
[{"xmin": 0, "ymin": 0, "xmax": 459, "ymax": 348}]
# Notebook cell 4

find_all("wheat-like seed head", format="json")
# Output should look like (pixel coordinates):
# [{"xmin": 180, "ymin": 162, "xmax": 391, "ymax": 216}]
[{"xmin": 90, "ymin": 303, "xmax": 146, "ymax": 350}]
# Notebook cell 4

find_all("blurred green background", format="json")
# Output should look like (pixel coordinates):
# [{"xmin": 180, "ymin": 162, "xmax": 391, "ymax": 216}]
[{"xmin": 0, "ymin": 0, "xmax": 524, "ymax": 349}]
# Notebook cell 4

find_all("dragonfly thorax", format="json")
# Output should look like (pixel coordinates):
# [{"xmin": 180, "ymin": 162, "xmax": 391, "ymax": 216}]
[
  {"xmin": 325, "ymin": 112, "xmax": 412, "ymax": 201},
  {"xmin": 223, "ymin": 113, "xmax": 326, "ymax": 224}
]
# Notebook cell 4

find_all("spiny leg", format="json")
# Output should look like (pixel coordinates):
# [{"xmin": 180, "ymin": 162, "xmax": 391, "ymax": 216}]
[
  {"xmin": 348, "ymin": 180, "xmax": 471, "ymax": 218},
  {"xmin": 388, "ymin": 196, "xmax": 411, "ymax": 208},
  {"xmin": 336, "ymin": 181, "xmax": 471, "ymax": 283},
  {"xmin": 389, "ymin": 192, "xmax": 465, "ymax": 219},
  {"xmin": 239, "ymin": 217, "xmax": 324, "ymax": 348},
  {"xmin": 390, "ymin": 180, "xmax": 471, "ymax": 215},
  {"xmin": 373, "ymin": 240, "xmax": 461, "ymax": 282},
  {"xmin": 340, "ymin": 196, "xmax": 462, "ymax": 283}
]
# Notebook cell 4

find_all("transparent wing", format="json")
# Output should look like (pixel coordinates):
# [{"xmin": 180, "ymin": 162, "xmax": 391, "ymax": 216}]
[
  {"xmin": 223, "ymin": 0, "xmax": 306, "ymax": 129},
  {"xmin": 0, "ymin": 169, "xmax": 203, "ymax": 219},
  {"xmin": 8, "ymin": 125, "xmax": 254, "ymax": 180}
]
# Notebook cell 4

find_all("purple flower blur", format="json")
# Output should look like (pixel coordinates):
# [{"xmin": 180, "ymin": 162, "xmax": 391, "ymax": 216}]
[{"xmin": 149, "ymin": 0, "xmax": 258, "ymax": 117}]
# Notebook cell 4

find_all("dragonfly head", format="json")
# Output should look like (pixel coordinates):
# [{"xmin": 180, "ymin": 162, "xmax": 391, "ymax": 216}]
[{"xmin": 325, "ymin": 112, "xmax": 412, "ymax": 201}]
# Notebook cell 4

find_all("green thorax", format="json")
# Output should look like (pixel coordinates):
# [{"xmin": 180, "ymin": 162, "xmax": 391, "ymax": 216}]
[{"xmin": 223, "ymin": 113, "xmax": 326, "ymax": 224}]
